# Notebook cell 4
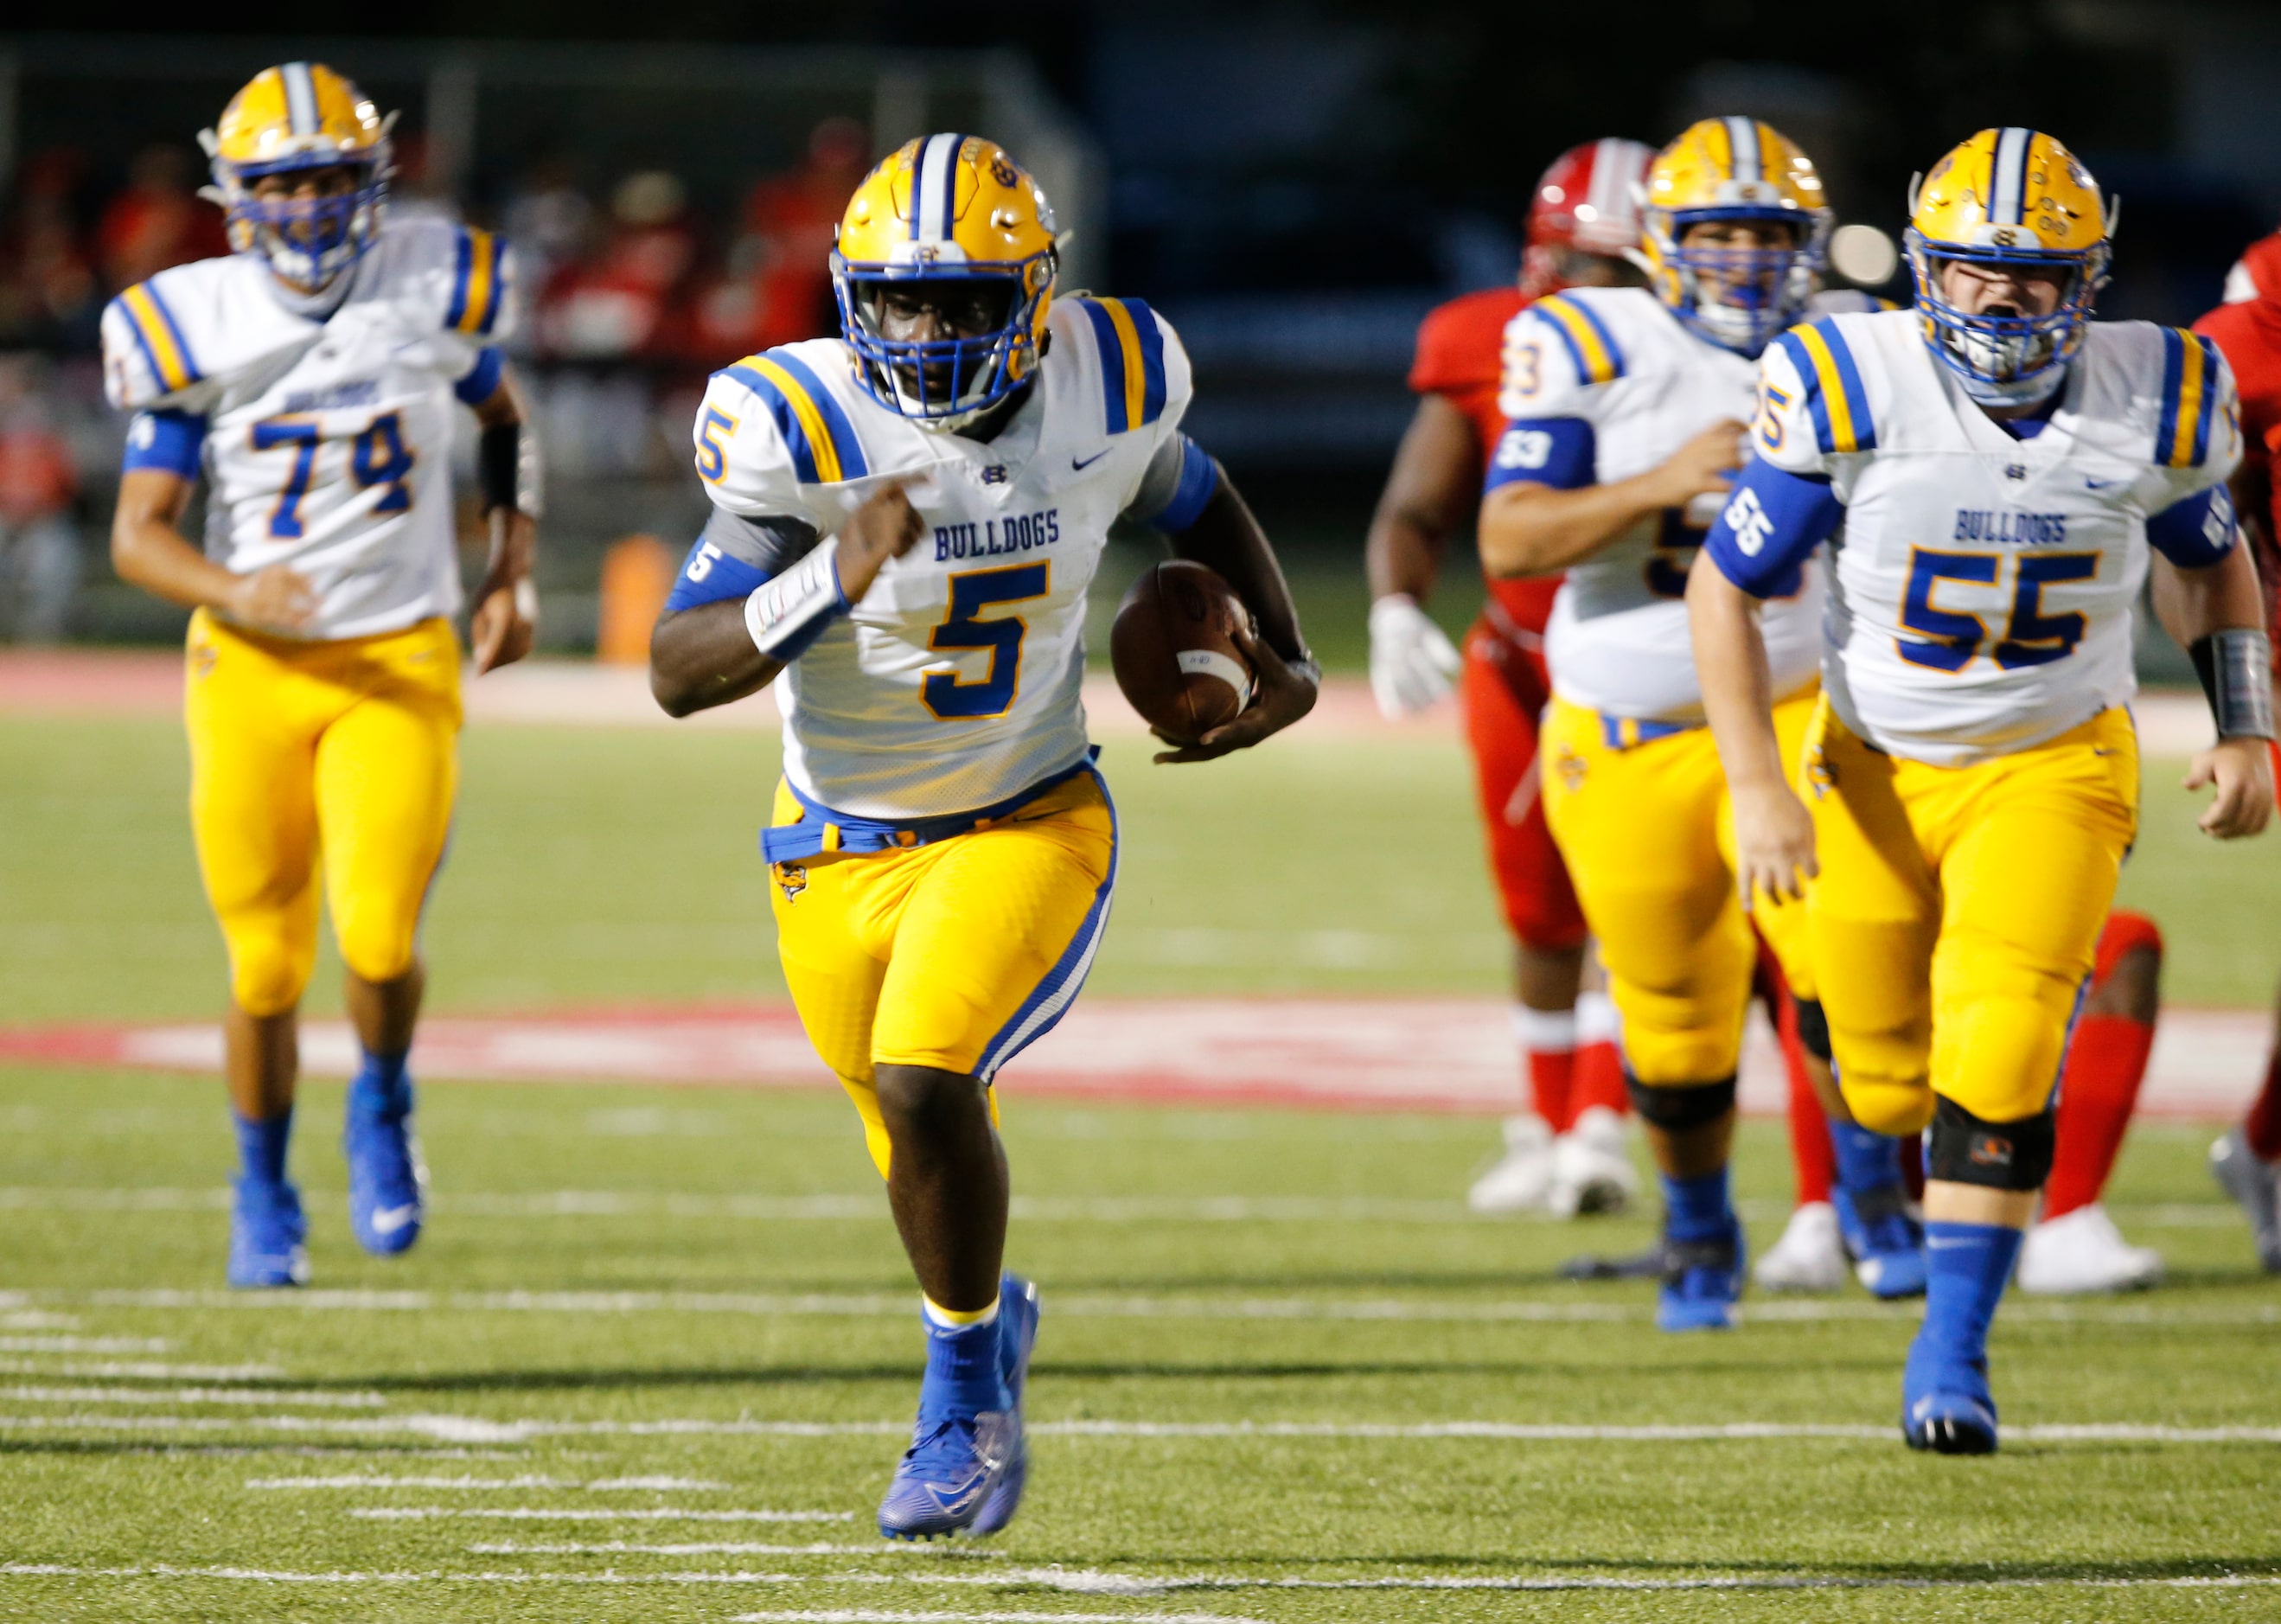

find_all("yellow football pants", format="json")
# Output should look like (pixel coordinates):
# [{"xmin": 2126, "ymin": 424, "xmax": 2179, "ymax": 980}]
[
  {"xmin": 769, "ymin": 771, "xmax": 1117, "ymax": 1178},
  {"xmin": 184, "ymin": 609, "xmax": 462, "ymax": 1018},
  {"xmin": 1541, "ymin": 690, "xmax": 1819, "ymax": 1088},
  {"xmin": 1803, "ymin": 699, "xmax": 2138, "ymax": 1135}
]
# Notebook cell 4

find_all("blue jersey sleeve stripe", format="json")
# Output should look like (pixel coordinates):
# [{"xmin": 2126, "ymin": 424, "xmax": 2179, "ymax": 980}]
[
  {"xmin": 1530, "ymin": 304, "xmax": 1593, "ymax": 388},
  {"xmin": 141, "ymin": 284, "xmax": 201, "ymax": 386},
  {"xmin": 2146, "ymin": 483, "xmax": 2239, "ymax": 567},
  {"xmin": 720, "ymin": 361, "xmax": 821, "ymax": 484},
  {"xmin": 2154, "ymin": 327, "xmax": 2186, "ymax": 467},
  {"xmin": 2190, "ymin": 334, "xmax": 2220, "ymax": 468},
  {"xmin": 1773, "ymin": 331, "xmax": 1836, "ymax": 456},
  {"xmin": 765, "ymin": 349, "xmax": 869, "ymax": 481},
  {"xmin": 1153, "ymin": 434, "xmax": 1219, "ymax": 531},
  {"xmin": 452, "ymin": 346, "xmax": 505, "ymax": 406},
  {"xmin": 1703, "ymin": 458, "xmax": 1842, "ymax": 598},
  {"xmin": 1482, "ymin": 418, "xmax": 1597, "ymax": 493},
  {"xmin": 1564, "ymin": 296, "xmax": 1626, "ymax": 381},
  {"xmin": 120, "ymin": 408, "xmax": 207, "ymax": 479},
  {"xmin": 444, "ymin": 229, "xmax": 475, "ymax": 332},
  {"xmin": 1126, "ymin": 297, "xmax": 1169, "ymax": 425},
  {"xmin": 108, "ymin": 295, "xmax": 168, "ymax": 395},
  {"xmin": 1078, "ymin": 300, "xmax": 1129, "ymax": 433},
  {"xmin": 662, "ymin": 534, "xmax": 775, "ymax": 612},
  {"xmin": 1815, "ymin": 321, "xmax": 1875, "ymax": 451}
]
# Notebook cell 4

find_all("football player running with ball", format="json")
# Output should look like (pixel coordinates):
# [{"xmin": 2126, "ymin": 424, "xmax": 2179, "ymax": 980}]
[
  {"xmin": 1691, "ymin": 129, "xmax": 2271, "ymax": 1453},
  {"xmin": 101, "ymin": 65, "xmax": 540, "ymax": 1288},
  {"xmin": 649, "ymin": 135, "xmax": 1316, "ymax": 1538},
  {"xmin": 1477, "ymin": 119, "xmax": 1926, "ymax": 1332}
]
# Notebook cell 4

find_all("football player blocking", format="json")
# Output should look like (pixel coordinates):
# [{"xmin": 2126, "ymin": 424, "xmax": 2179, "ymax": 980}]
[
  {"xmin": 647, "ymin": 134, "xmax": 1318, "ymax": 1537},
  {"xmin": 99, "ymin": 66, "xmax": 540, "ymax": 1288},
  {"xmin": 1692, "ymin": 128, "xmax": 2272, "ymax": 1451}
]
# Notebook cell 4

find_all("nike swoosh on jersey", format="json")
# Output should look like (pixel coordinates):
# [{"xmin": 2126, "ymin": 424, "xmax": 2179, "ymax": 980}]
[
  {"xmin": 1070, "ymin": 449, "xmax": 1111, "ymax": 471},
  {"xmin": 369, "ymin": 1204, "xmax": 421, "ymax": 1236},
  {"xmin": 2085, "ymin": 477, "xmax": 2124, "ymax": 489}
]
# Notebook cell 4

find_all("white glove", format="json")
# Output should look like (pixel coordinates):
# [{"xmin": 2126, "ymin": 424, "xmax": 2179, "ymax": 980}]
[{"xmin": 1368, "ymin": 593, "xmax": 1463, "ymax": 719}]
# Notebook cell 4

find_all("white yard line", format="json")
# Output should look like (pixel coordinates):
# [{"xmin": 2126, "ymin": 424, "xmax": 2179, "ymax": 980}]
[
  {"xmin": 0, "ymin": 1334, "xmax": 166, "ymax": 1353},
  {"xmin": 0, "ymin": 1384, "xmax": 382, "ymax": 1409},
  {"xmin": 48, "ymin": 1284, "xmax": 2281, "ymax": 1328},
  {"xmin": 0, "ymin": 1359, "xmax": 284, "ymax": 1381},
  {"xmin": 350, "ymin": 1507, "xmax": 853, "ymax": 1522},
  {"xmin": 468, "ymin": 1542, "xmax": 957, "ymax": 1557},
  {"xmin": 8, "ymin": 1410, "xmax": 2281, "ymax": 1445},
  {"xmin": 246, "ymin": 1474, "xmax": 726, "ymax": 1491}
]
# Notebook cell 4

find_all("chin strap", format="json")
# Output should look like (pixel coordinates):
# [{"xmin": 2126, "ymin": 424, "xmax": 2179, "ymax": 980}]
[{"xmin": 2191, "ymin": 629, "xmax": 2277, "ymax": 740}]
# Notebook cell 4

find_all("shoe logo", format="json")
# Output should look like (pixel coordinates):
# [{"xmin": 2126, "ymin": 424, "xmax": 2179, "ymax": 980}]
[
  {"xmin": 1070, "ymin": 449, "xmax": 1111, "ymax": 472},
  {"xmin": 368, "ymin": 1203, "xmax": 421, "ymax": 1236}
]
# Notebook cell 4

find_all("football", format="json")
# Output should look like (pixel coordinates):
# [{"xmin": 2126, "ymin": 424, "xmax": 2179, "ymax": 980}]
[{"xmin": 1109, "ymin": 559, "xmax": 1257, "ymax": 744}]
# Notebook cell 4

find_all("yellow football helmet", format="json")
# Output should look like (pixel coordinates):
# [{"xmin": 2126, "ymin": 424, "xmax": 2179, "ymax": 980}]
[
  {"xmin": 830, "ymin": 133, "xmax": 1059, "ymax": 429},
  {"xmin": 1906, "ymin": 128, "xmax": 2115, "ymax": 402},
  {"xmin": 198, "ymin": 62, "xmax": 394, "ymax": 291},
  {"xmin": 1639, "ymin": 117, "xmax": 1832, "ymax": 356}
]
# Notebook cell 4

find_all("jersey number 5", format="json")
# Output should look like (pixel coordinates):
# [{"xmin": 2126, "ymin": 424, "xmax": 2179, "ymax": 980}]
[
  {"xmin": 923, "ymin": 563, "xmax": 1051, "ymax": 719},
  {"xmin": 1897, "ymin": 547, "xmax": 2099, "ymax": 672}
]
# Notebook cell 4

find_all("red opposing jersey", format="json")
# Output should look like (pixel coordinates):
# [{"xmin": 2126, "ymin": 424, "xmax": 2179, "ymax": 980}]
[
  {"xmin": 1409, "ymin": 286, "xmax": 1562, "ymax": 633},
  {"xmin": 2195, "ymin": 233, "xmax": 2281, "ymax": 656}
]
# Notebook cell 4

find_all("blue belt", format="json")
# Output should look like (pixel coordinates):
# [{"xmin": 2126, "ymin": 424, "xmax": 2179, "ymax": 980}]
[
  {"xmin": 761, "ymin": 751, "xmax": 1097, "ymax": 866},
  {"xmin": 1598, "ymin": 713, "xmax": 1697, "ymax": 751}
]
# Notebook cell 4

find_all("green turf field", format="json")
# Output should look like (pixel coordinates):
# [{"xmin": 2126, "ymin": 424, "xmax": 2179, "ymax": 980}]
[{"xmin": 5, "ymin": 713, "xmax": 2281, "ymax": 1620}]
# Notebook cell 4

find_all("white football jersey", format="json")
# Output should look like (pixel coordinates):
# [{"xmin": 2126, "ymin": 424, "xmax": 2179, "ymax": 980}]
[
  {"xmin": 694, "ymin": 297, "xmax": 1192, "ymax": 819},
  {"xmin": 1755, "ymin": 310, "xmax": 2241, "ymax": 764},
  {"xmin": 100, "ymin": 218, "xmax": 514, "ymax": 641},
  {"xmin": 1497, "ymin": 286, "xmax": 1825, "ymax": 721}
]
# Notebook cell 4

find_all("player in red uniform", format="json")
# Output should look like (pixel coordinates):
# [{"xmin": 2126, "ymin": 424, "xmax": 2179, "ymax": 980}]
[
  {"xmin": 1365, "ymin": 138, "xmax": 1653, "ymax": 1216},
  {"xmin": 2195, "ymin": 229, "xmax": 2281, "ymax": 1273}
]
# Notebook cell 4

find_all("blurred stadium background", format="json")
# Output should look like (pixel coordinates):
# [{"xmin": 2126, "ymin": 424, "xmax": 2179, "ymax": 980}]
[{"xmin": 4, "ymin": 5, "xmax": 2280, "ymax": 663}]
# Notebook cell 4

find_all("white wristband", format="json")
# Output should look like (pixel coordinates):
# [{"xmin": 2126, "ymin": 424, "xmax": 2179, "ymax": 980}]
[{"xmin": 744, "ymin": 540, "xmax": 849, "ymax": 661}]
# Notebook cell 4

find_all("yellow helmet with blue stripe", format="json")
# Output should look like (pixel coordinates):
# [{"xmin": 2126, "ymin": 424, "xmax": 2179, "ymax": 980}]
[
  {"xmin": 830, "ymin": 133, "xmax": 1059, "ymax": 431},
  {"xmin": 199, "ymin": 62, "xmax": 394, "ymax": 291},
  {"xmin": 1906, "ymin": 128, "xmax": 2114, "ymax": 403},
  {"xmin": 1640, "ymin": 117, "xmax": 1831, "ymax": 357}
]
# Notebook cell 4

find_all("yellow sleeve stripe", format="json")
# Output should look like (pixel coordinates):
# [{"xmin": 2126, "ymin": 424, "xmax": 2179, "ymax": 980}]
[
  {"xmin": 1098, "ymin": 297, "xmax": 1149, "ymax": 434},
  {"xmin": 1535, "ymin": 296, "xmax": 1623, "ymax": 386},
  {"xmin": 119, "ymin": 284, "xmax": 198, "ymax": 393},
  {"xmin": 2157, "ymin": 328, "xmax": 2219, "ymax": 470},
  {"xmin": 737, "ymin": 355, "xmax": 850, "ymax": 484},
  {"xmin": 1793, "ymin": 324, "xmax": 1862, "ymax": 454},
  {"xmin": 447, "ymin": 229, "xmax": 502, "ymax": 336}
]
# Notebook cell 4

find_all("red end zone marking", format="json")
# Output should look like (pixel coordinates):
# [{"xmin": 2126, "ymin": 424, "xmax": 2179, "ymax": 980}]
[{"xmin": 0, "ymin": 1001, "xmax": 2261, "ymax": 1117}]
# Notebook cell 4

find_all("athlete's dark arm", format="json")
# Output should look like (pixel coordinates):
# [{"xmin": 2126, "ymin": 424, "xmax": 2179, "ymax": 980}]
[
  {"xmin": 1364, "ymin": 393, "xmax": 1473, "ymax": 602},
  {"xmin": 1154, "ymin": 460, "xmax": 1319, "ymax": 763},
  {"xmin": 649, "ymin": 481, "xmax": 923, "ymax": 718},
  {"xmin": 467, "ymin": 367, "xmax": 540, "ymax": 675},
  {"xmin": 1478, "ymin": 419, "xmax": 1747, "ymax": 578},
  {"xmin": 112, "ymin": 467, "xmax": 319, "ymax": 633},
  {"xmin": 2150, "ymin": 540, "xmax": 2275, "ymax": 840}
]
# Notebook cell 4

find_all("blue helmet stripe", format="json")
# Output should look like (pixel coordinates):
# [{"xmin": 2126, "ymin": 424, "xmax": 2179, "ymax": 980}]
[
  {"xmin": 913, "ymin": 131, "xmax": 962, "ymax": 241},
  {"xmin": 1079, "ymin": 299, "xmax": 1129, "ymax": 433},
  {"xmin": 2154, "ymin": 327, "xmax": 2186, "ymax": 464},
  {"xmin": 1990, "ymin": 127, "xmax": 2032, "ymax": 225},
  {"xmin": 282, "ymin": 62, "xmax": 319, "ymax": 137},
  {"xmin": 937, "ymin": 132, "xmax": 963, "ymax": 240},
  {"xmin": 764, "ymin": 348, "xmax": 869, "ymax": 480},
  {"xmin": 1773, "ymin": 330, "xmax": 1836, "ymax": 456}
]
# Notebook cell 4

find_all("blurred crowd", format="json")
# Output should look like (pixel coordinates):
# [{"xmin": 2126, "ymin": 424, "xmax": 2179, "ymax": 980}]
[{"xmin": 0, "ymin": 117, "xmax": 872, "ymax": 639}]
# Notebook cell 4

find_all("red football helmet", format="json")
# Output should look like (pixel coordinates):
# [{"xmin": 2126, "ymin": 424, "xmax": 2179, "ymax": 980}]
[
  {"xmin": 1522, "ymin": 137, "xmax": 1656, "ymax": 297},
  {"xmin": 2222, "ymin": 230, "xmax": 2281, "ymax": 304}
]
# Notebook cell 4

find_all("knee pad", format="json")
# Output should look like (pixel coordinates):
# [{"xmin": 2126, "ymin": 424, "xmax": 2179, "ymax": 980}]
[
  {"xmin": 1927, "ymin": 1094, "xmax": 2054, "ymax": 1192},
  {"xmin": 335, "ymin": 911, "xmax": 420, "ymax": 988},
  {"xmin": 1841, "ymin": 1076, "xmax": 1935, "ymax": 1138},
  {"xmin": 223, "ymin": 923, "xmax": 315, "ymax": 1019},
  {"xmin": 1626, "ymin": 1073, "xmax": 1736, "ymax": 1131},
  {"xmin": 1791, "ymin": 997, "xmax": 1832, "ymax": 1063}
]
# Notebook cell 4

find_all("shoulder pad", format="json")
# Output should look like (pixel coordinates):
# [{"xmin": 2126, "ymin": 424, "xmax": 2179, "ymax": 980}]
[
  {"xmin": 102, "ymin": 270, "xmax": 213, "ymax": 410},
  {"xmin": 709, "ymin": 346, "xmax": 872, "ymax": 489},
  {"xmin": 1530, "ymin": 292, "xmax": 1630, "ymax": 387},
  {"xmin": 1497, "ymin": 294, "xmax": 1627, "ymax": 421},
  {"xmin": 1764, "ymin": 317, "xmax": 1879, "ymax": 457},
  {"xmin": 1062, "ymin": 296, "xmax": 1185, "ymax": 435},
  {"xmin": 378, "ymin": 217, "xmax": 515, "ymax": 342}
]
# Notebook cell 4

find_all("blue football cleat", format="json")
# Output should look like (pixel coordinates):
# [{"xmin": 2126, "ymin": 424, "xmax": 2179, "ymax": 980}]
[
  {"xmin": 1835, "ymin": 1184, "xmax": 1928, "ymax": 1300},
  {"xmin": 968, "ymin": 1274, "xmax": 1039, "ymax": 1538},
  {"xmin": 878, "ymin": 1407, "xmax": 1022, "ymax": 1540},
  {"xmin": 343, "ymin": 1094, "xmax": 427, "ymax": 1256},
  {"xmin": 1901, "ymin": 1333, "xmax": 1998, "ymax": 1455},
  {"xmin": 228, "ymin": 1177, "xmax": 310, "ymax": 1288},
  {"xmin": 1657, "ymin": 1222, "xmax": 1745, "ymax": 1332}
]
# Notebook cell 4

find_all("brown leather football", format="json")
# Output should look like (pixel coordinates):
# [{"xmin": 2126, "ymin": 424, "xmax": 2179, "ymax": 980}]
[{"xmin": 1109, "ymin": 560, "xmax": 1256, "ymax": 745}]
